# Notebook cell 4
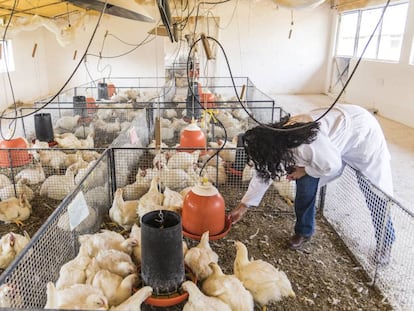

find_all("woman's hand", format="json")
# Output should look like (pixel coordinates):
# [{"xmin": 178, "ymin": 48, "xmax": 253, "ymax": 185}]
[
  {"xmin": 230, "ymin": 203, "xmax": 249, "ymax": 224},
  {"xmin": 287, "ymin": 166, "xmax": 306, "ymax": 181}
]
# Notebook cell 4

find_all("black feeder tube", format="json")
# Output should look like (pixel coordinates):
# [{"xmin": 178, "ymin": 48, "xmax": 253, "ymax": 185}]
[{"xmin": 141, "ymin": 210, "xmax": 185, "ymax": 295}]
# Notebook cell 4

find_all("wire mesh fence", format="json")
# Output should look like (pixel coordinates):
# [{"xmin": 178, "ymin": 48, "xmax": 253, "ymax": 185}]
[
  {"xmin": 0, "ymin": 150, "xmax": 112, "ymax": 309},
  {"xmin": 323, "ymin": 165, "xmax": 414, "ymax": 311}
]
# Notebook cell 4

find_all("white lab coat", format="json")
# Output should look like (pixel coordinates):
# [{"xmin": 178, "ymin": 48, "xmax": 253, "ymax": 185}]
[{"xmin": 241, "ymin": 104, "xmax": 393, "ymax": 207}]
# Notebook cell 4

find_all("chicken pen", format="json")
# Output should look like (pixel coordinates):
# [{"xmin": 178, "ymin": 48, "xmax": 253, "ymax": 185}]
[
  {"xmin": 1, "ymin": 75, "xmax": 411, "ymax": 310},
  {"xmin": 0, "ymin": 146, "xmax": 405, "ymax": 310}
]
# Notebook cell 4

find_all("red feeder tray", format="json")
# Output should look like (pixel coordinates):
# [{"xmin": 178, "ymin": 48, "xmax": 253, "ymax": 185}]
[
  {"xmin": 143, "ymin": 265, "xmax": 197, "ymax": 307},
  {"xmin": 183, "ymin": 214, "xmax": 232, "ymax": 241}
]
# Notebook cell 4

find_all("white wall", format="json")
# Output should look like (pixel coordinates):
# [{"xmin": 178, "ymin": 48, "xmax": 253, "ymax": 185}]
[
  {"xmin": 0, "ymin": 29, "xmax": 49, "ymax": 110},
  {"xmin": 0, "ymin": 11, "xmax": 165, "ymax": 111},
  {"xmin": 43, "ymin": 13, "xmax": 165, "ymax": 96},
  {"xmin": 212, "ymin": 1, "xmax": 333, "ymax": 94},
  {"xmin": 329, "ymin": 0, "xmax": 414, "ymax": 128}
]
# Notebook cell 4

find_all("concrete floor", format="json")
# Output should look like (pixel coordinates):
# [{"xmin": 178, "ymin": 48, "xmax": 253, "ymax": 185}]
[{"xmin": 271, "ymin": 94, "xmax": 414, "ymax": 211}]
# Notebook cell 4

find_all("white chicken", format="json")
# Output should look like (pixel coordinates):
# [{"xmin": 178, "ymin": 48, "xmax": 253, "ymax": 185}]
[
  {"xmin": 167, "ymin": 150, "xmax": 200, "ymax": 170},
  {"xmin": 110, "ymin": 286, "xmax": 153, "ymax": 311},
  {"xmin": 209, "ymin": 138, "xmax": 238, "ymax": 163},
  {"xmin": 109, "ymin": 188, "xmax": 138, "ymax": 230},
  {"xmin": 0, "ymin": 174, "xmax": 11, "ymax": 189},
  {"xmin": 55, "ymin": 132, "xmax": 83, "ymax": 149},
  {"xmin": 0, "ymin": 284, "xmax": 23, "ymax": 308},
  {"xmin": 15, "ymin": 163, "xmax": 46, "ymax": 185},
  {"xmin": 273, "ymin": 176, "xmax": 296, "ymax": 207},
  {"xmin": 147, "ymin": 140, "xmax": 169, "ymax": 155},
  {"xmin": 184, "ymin": 231, "xmax": 219, "ymax": 281},
  {"xmin": 39, "ymin": 150, "xmax": 68, "ymax": 170},
  {"xmin": 136, "ymin": 177, "xmax": 164, "ymax": 218},
  {"xmin": 233, "ymin": 241, "xmax": 296, "ymax": 310},
  {"xmin": 242, "ymin": 165, "xmax": 255, "ymax": 182},
  {"xmin": 121, "ymin": 174, "xmax": 149, "ymax": 201},
  {"xmin": 55, "ymin": 115, "xmax": 81, "ymax": 132},
  {"xmin": 129, "ymin": 224, "xmax": 141, "ymax": 264},
  {"xmin": 158, "ymin": 163, "xmax": 192, "ymax": 191},
  {"xmin": 79, "ymin": 230, "xmax": 137, "ymax": 257},
  {"xmin": 0, "ymin": 194, "xmax": 32, "ymax": 226},
  {"xmin": 95, "ymin": 249, "xmax": 137, "ymax": 277},
  {"xmin": 202, "ymin": 262, "xmax": 254, "ymax": 311},
  {"xmin": 162, "ymin": 186, "xmax": 183, "ymax": 214},
  {"xmin": 0, "ymin": 232, "xmax": 29, "ymax": 269},
  {"xmin": 0, "ymin": 178, "xmax": 34, "ymax": 202},
  {"xmin": 45, "ymin": 282, "xmax": 108, "ymax": 310},
  {"xmin": 31, "ymin": 139, "xmax": 50, "ymax": 149},
  {"xmin": 92, "ymin": 270, "xmax": 137, "ymax": 307},
  {"xmin": 164, "ymin": 108, "xmax": 177, "ymax": 119},
  {"xmin": 182, "ymin": 280, "xmax": 231, "ymax": 311},
  {"xmin": 55, "ymin": 244, "xmax": 91, "ymax": 289},
  {"xmin": 40, "ymin": 166, "xmax": 75, "ymax": 200}
]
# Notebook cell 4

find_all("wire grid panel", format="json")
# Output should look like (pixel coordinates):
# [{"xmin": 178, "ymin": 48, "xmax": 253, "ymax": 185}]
[
  {"xmin": 111, "ymin": 147, "xmax": 296, "ymax": 213},
  {"xmin": 0, "ymin": 151, "xmax": 112, "ymax": 309},
  {"xmin": 20, "ymin": 105, "xmax": 150, "ymax": 149},
  {"xmin": 323, "ymin": 165, "xmax": 414, "ymax": 311},
  {"xmin": 0, "ymin": 148, "xmax": 105, "ymax": 202}
]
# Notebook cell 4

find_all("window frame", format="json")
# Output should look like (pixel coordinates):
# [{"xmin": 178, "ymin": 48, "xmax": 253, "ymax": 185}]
[
  {"xmin": 0, "ymin": 39, "xmax": 15, "ymax": 73},
  {"xmin": 335, "ymin": 1, "xmax": 409, "ymax": 62}
]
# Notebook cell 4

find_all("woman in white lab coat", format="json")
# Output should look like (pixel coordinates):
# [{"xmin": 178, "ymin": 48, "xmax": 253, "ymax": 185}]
[{"xmin": 230, "ymin": 104, "xmax": 395, "ymax": 265}]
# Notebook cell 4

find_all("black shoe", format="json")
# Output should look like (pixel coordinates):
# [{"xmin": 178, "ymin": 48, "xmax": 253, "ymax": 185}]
[{"xmin": 288, "ymin": 234, "xmax": 311, "ymax": 250}]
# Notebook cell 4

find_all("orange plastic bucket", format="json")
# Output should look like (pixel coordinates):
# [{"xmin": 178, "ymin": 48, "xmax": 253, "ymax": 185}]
[
  {"xmin": 179, "ymin": 123, "xmax": 206, "ymax": 152},
  {"xmin": 182, "ymin": 181, "xmax": 225, "ymax": 236},
  {"xmin": 0, "ymin": 138, "xmax": 31, "ymax": 168}
]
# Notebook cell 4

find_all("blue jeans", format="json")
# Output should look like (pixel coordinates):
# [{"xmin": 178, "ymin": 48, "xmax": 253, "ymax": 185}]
[{"xmin": 294, "ymin": 175, "xmax": 320, "ymax": 237}]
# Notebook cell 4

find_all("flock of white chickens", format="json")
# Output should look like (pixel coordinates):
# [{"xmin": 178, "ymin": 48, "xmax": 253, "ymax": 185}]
[{"xmin": 0, "ymin": 88, "xmax": 297, "ymax": 310}]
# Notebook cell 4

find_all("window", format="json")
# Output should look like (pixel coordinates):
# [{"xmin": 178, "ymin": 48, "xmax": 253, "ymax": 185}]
[
  {"xmin": 0, "ymin": 39, "xmax": 15, "ymax": 73},
  {"xmin": 335, "ymin": 2, "xmax": 409, "ymax": 61}
]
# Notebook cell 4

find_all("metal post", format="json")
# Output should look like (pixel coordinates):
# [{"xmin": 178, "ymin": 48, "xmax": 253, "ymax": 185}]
[
  {"xmin": 317, "ymin": 185, "xmax": 327, "ymax": 218},
  {"xmin": 108, "ymin": 148, "xmax": 116, "ymax": 202}
]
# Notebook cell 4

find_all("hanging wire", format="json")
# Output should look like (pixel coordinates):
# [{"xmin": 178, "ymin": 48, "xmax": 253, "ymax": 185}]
[
  {"xmin": 0, "ymin": 0, "xmax": 110, "ymax": 122},
  {"xmin": 187, "ymin": 0, "xmax": 392, "ymax": 134}
]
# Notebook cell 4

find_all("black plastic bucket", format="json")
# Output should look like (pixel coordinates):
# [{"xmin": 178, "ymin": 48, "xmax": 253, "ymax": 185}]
[
  {"xmin": 98, "ymin": 82, "xmax": 108, "ymax": 100},
  {"xmin": 34, "ymin": 113, "xmax": 54, "ymax": 142},
  {"xmin": 141, "ymin": 210, "xmax": 185, "ymax": 294},
  {"xmin": 73, "ymin": 95, "xmax": 87, "ymax": 117},
  {"xmin": 185, "ymin": 81, "xmax": 201, "ymax": 120}
]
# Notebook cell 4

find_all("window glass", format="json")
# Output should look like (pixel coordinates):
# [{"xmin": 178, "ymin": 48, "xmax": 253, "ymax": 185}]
[
  {"xmin": 378, "ymin": 3, "xmax": 409, "ymax": 61},
  {"xmin": 336, "ymin": 12, "xmax": 358, "ymax": 56},
  {"xmin": 0, "ymin": 40, "xmax": 15, "ymax": 73},
  {"xmin": 356, "ymin": 7, "xmax": 382, "ymax": 58},
  {"xmin": 335, "ymin": 2, "xmax": 409, "ymax": 62}
]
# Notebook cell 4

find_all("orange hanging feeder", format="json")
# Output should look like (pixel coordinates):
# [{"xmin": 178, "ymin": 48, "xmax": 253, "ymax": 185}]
[
  {"xmin": 182, "ymin": 178, "xmax": 231, "ymax": 240},
  {"xmin": 178, "ymin": 122, "xmax": 206, "ymax": 153},
  {"xmin": 0, "ymin": 137, "xmax": 31, "ymax": 168}
]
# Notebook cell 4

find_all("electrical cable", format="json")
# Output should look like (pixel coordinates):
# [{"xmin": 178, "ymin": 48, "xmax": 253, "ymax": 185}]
[
  {"xmin": 0, "ymin": 0, "xmax": 109, "ymax": 122},
  {"xmin": 188, "ymin": 0, "xmax": 391, "ymax": 134},
  {"xmin": 86, "ymin": 33, "xmax": 155, "ymax": 59}
]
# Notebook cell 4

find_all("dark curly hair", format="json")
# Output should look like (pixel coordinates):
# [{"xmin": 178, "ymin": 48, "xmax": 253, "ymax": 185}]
[{"xmin": 243, "ymin": 116, "xmax": 320, "ymax": 182}]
